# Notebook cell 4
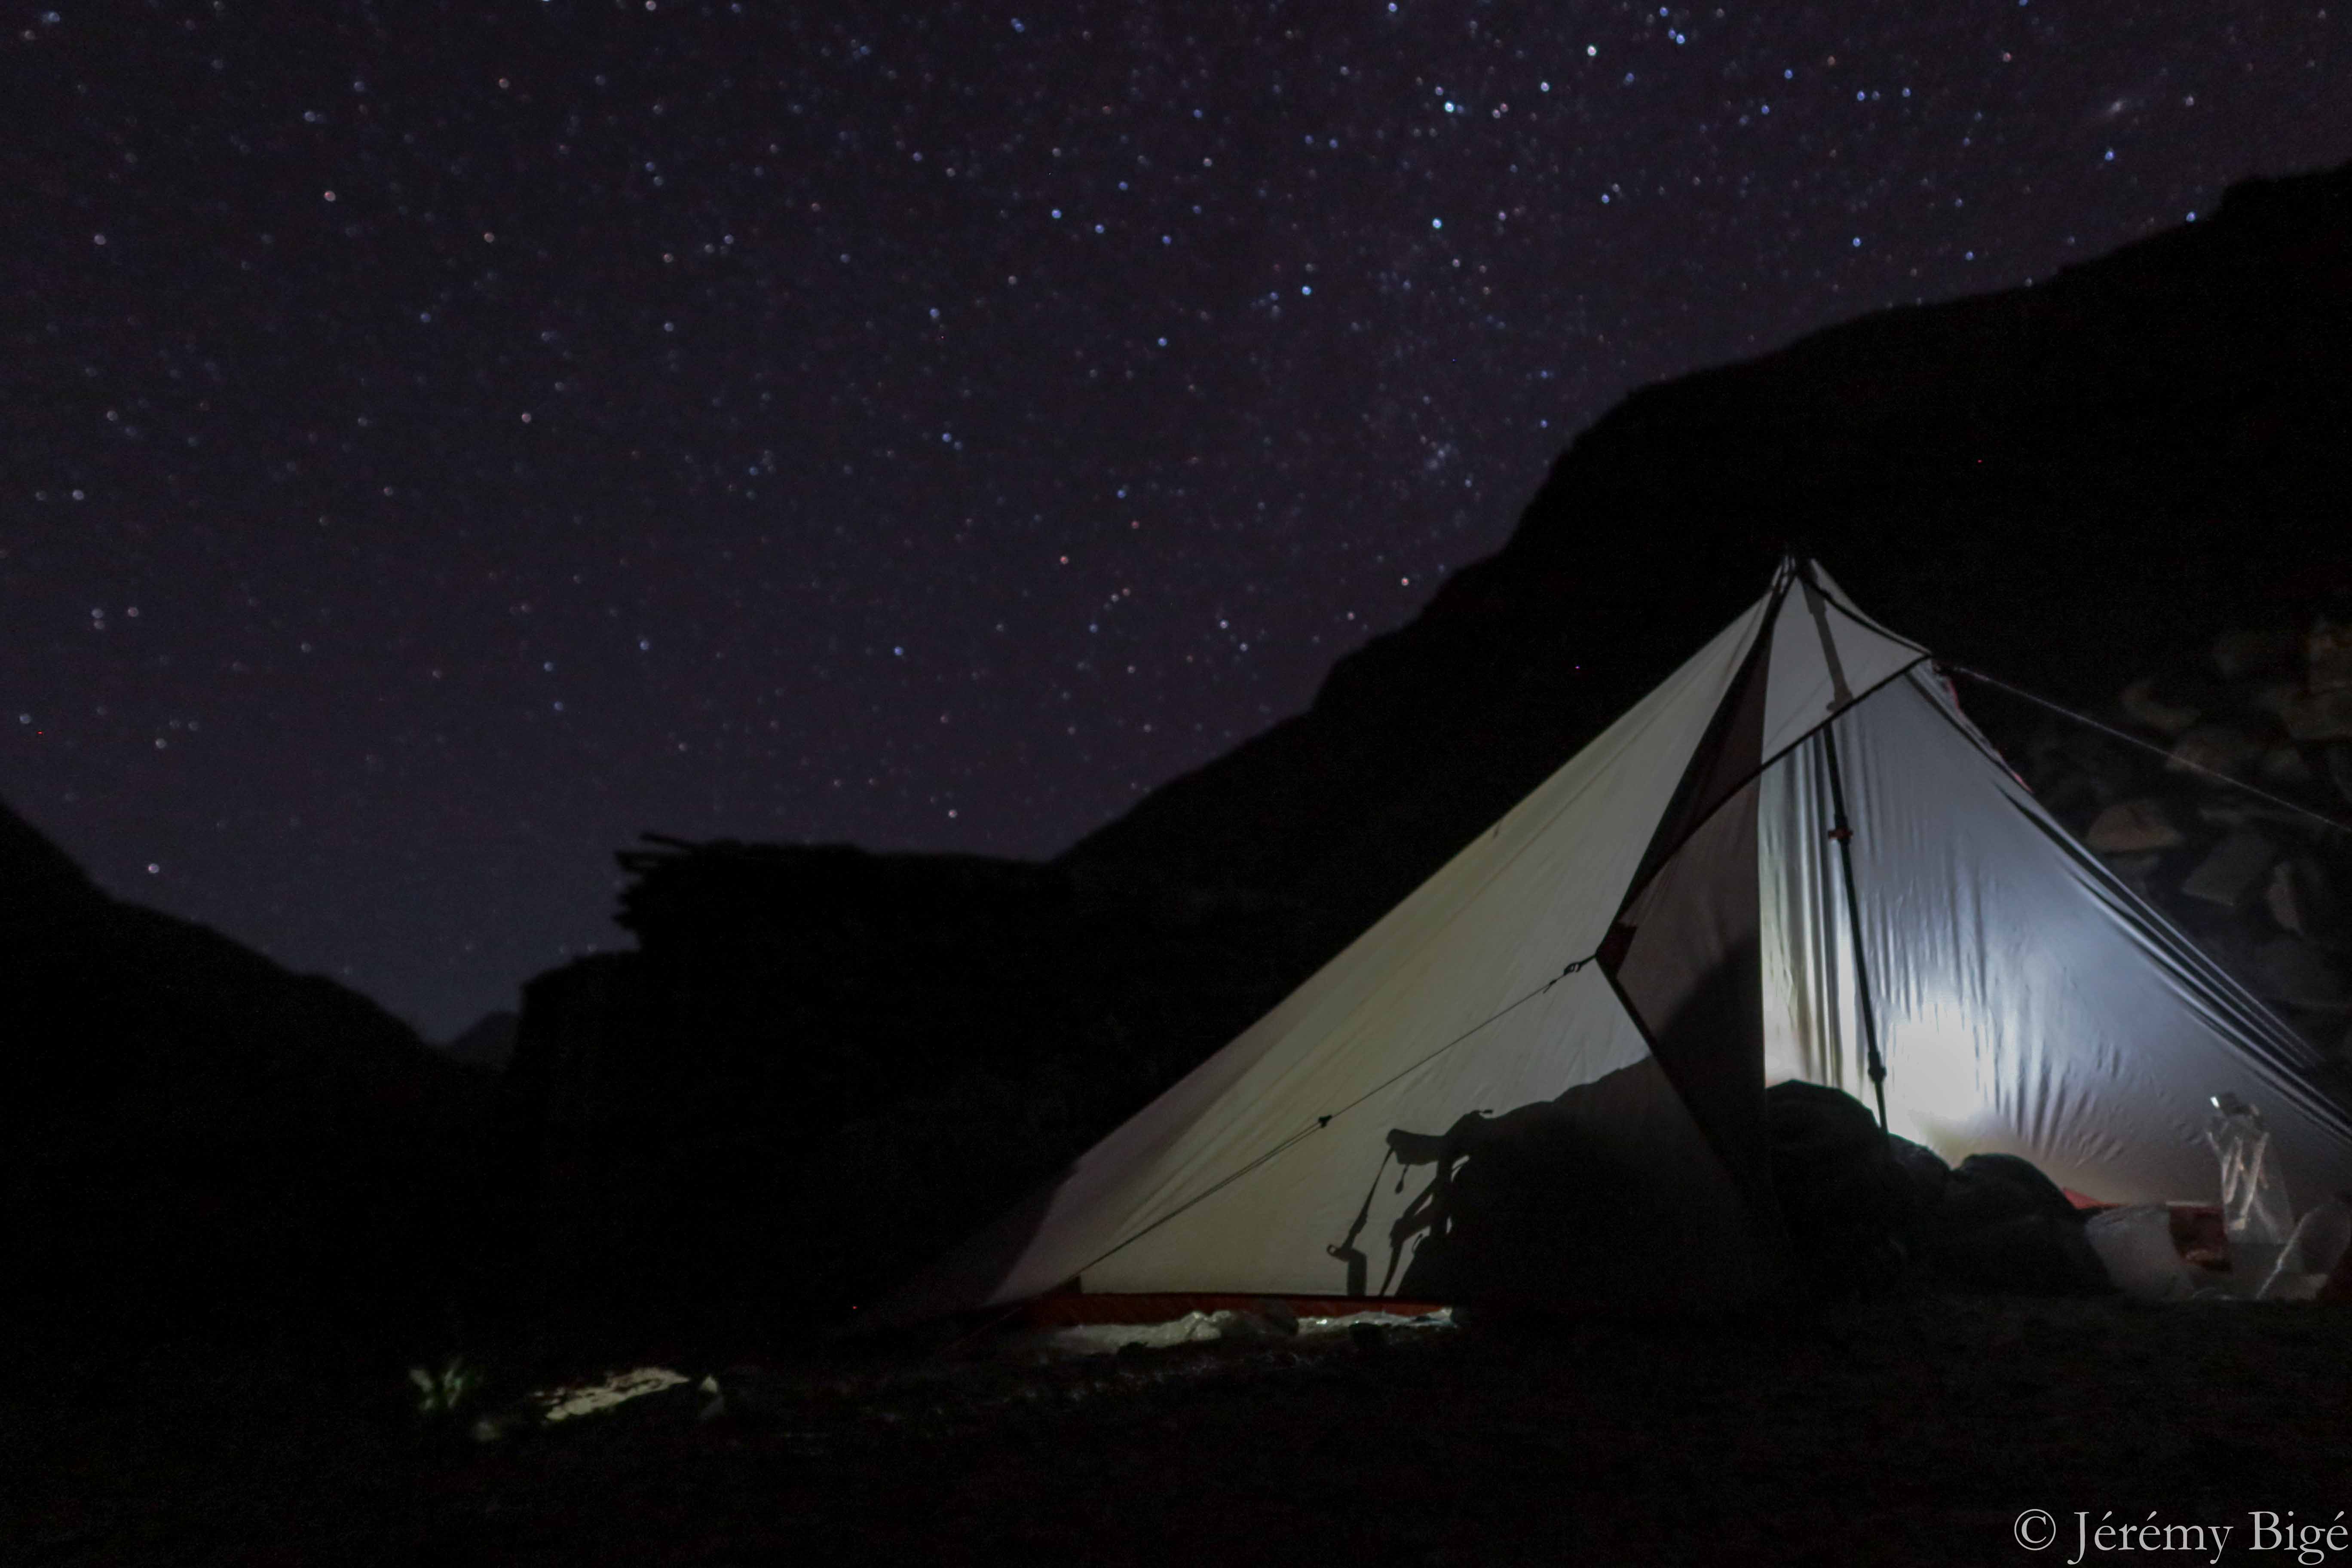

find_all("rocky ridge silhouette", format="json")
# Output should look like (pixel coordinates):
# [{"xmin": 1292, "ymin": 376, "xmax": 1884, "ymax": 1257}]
[{"xmin": 2, "ymin": 798, "xmax": 489, "ymax": 1345}]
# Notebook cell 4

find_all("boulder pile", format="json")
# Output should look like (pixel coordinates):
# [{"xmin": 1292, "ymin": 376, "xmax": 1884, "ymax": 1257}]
[{"xmin": 1991, "ymin": 619, "xmax": 2352, "ymax": 1059}]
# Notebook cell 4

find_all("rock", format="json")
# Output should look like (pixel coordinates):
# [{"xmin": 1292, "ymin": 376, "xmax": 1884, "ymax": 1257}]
[
  {"xmin": 2120, "ymin": 677, "xmax": 2201, "ymax": 736},
  {"xmin": 2180, "ymin": 828, "xmax": 2278, "ymax": 908},
  {"xmin": 2213, "ymin": 628, "xmax": 2301, "ymax": 679},
  {"xmin": 622, "ymin": 1375, "xmax": 727, "ymax": 1428},
  {"xmin": 2267, "ymin": 861, "xmax": 2317, "ymax": 938},
  {"xmin": 2310, "ymin": 621, "xmax": 2352, "ymax": 692},
  {"xmin": 710, "ymin": 1366, "xmax": 794, "ymax": 1427},
  {"xmin": 1216, "ymin": 1308, "xmax": 1292, "ymax": 1341},
  {"xmin": 1251, "ymin": 1297, "xmax": 1301, "ymax": 1336},
  {"xmin": 2251, "ymin": 937, "xmax": 2351, "ymax": 1012},
  {"xmin": 2101, "ymin": 852, "xmax": 2162, "ymax": 891},
  {"xmin": 2329, "ymin": 745, "xmax": 2352, "ymax": 808},
  {"xmin": 2252, "ymin": 682, "xmax": 2302, "ymax": 720},
  {"xmin": 2085, "ymin": 798, "xmax": 2184, "ymax": 853},
  {"xmin": 2266, "ymin": 859, "xmax": 2343, "ymax": 942},
  {"xmin": 2036, "ymin": 772, "xmax": 2108, "ymax": 823},
  {"xmin": 2166, "ymin": 725, "xmax": 2263, "ymax": 780},
  {"xmin": 2277, "ymin": 688, "xmax": 2352, "ymax": 742},
  {"xmin": 2260, "ymin": 746, "xmax": 2315, "ymax": 787},
  {"xmin": 2195, "ymin": 800, "xmax": 2324, "ymax": 834}
]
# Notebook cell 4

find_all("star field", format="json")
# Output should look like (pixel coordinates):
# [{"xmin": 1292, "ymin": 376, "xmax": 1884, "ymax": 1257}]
[{"xmin": 5, "ymin": 0, "xmax": 2346, "ymax": 1037}]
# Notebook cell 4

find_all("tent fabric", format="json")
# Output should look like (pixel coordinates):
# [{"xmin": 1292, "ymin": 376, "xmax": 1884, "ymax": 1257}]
[
  {"xmin": 882, "ymin": 591, "xmax": 1784, "ymax": 1323},
  {"xmin": 1608, "ymin": 772, "xmax": 1780, "ymax": 1256},
  {"xmin": 1758, "ymin": 662, "xmax": 2352, "ymax": 1204},
  {"xmin": 881, "ymin": 561, "xmax": 2352, "ymax": 1326},
  {"xmin": 1758, "ymin": 564, "xmax": 1924, "ymax": 765}
]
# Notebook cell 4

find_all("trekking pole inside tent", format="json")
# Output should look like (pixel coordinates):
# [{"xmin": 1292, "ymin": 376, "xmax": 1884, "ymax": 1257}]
[
  {"xmin": 1795, "ymin": 559, "xmax": 1892, "ymax": 1131},
  {"xmin": 1818, "ymin": 714, "xmax": 1891, "ymax": 1132}
]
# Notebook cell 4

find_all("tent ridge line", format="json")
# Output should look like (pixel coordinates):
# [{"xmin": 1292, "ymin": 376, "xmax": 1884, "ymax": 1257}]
[
  {"xmin": 1369, "ymin": 594, "xmax": 1784, "ymax": 981},
  {"xmin": 1608, "ymin": 569, "xmax": 1798, "ymax": 931},
  {"xmin": 1817, "ymin": 583, "xmax": 1934, "ymax": 658},
  {"xmin": 1300, "ymin": 604, "xmax": 1784, "ymax": 1016},
  {"xmin": 1609, "ymin": 652, "xmax": 1932, "ymax": 930},
  {"xmin": 1797, "ymin": 566, "xmax": 1857, "ymax": 710}
]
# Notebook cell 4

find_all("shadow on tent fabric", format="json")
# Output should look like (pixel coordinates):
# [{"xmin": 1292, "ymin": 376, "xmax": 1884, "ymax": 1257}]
[{"xmin": 1351, "ymin": 1052, "xmax": 1773, "ymax": 1313}]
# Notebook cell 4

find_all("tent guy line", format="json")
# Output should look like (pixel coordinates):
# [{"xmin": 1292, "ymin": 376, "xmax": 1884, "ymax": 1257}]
[
  {"xmin": 1605, "ymin": 655, "xmax": 1935, "ymax": 931},
  {"xmin": 968, "ymin": 603, "xmax": 1942, "ymax": 1295},
  {"xmin": 1060, "ymin": 950, "xmax": 1607, "ymax": 1289},
  {"xmin": 1031, "ymin": 565, "xmax": 1922, "ymax": 1299},
  {"xmin": 2003, "ymin": 808, "xmax": 2345, "ymax": 1128},
  {"xmin": 1596, "ymin": 561, "xmax": 1931, "ymax": 906},
  {"xmin": 1945, "ymin": 663, "xmax": 2352, "ymax": 839},
  {"xmin": 881, "ymin": 562, "xmax": 2352, "ymax": 1325},
  {"xmin": 921, "ymin": 612, "xmax": 1980, "ymax": 1331}
]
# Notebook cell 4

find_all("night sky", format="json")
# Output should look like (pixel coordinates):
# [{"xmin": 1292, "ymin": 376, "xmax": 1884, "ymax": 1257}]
[{"xmin": 7, "ymin": 2, "xmax": 2347, "ymax": 1041}]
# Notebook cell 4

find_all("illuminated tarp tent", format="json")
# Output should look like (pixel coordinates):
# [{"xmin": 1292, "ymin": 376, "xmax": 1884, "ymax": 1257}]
[{"xmin": 882, "ymin": 560, "xmax": 2352, "ymax": 1323}]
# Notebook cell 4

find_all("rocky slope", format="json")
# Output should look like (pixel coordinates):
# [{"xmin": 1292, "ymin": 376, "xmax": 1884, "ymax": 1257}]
[
  {"xmin": 1994, "ymin": 624, "xmax": 2352, "ymax": 1059},
  {"xmin": 1, "ymin": 799, "xmax": 490, "ymax": 1345}
]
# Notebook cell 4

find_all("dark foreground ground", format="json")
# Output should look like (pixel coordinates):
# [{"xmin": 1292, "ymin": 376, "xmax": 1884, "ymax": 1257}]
[{"xmin": 14, "ymin": 1295, "xmax": 2351, "ymax": 1568}]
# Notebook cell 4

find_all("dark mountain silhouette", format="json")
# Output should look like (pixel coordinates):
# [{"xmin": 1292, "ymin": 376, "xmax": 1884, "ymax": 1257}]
[
  {"xmin": 497, "ymin": 160, "xmax": 2350, "ymax": 1338},
  {"xmin": 1063, "ymin": 161, "xmax": 2352, "ymax": 961},
  {"xmin": 3, "ymin": 798, "xmax": 489, "ymax": 1347},
  {"xmin": 442, "ymin": 1009, "xmax": 520, "ymax": 1073}
]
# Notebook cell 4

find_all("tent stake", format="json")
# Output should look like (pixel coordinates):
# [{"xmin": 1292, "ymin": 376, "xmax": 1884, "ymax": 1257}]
[{"xmin": 1818, "ymin": 714, "xmax": 1891, "ymax": 1132}]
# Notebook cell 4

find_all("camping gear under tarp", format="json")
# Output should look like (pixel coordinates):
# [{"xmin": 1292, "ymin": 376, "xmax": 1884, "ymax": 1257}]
[{"xmin": 879, "ymin": 560, "xmax": 2352, "ymax": 1326}]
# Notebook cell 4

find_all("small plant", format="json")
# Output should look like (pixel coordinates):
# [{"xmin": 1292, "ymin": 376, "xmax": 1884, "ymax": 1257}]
[{"xmin": 408, "ymin": 1355, "xmax": 485, "ymax": 1421}]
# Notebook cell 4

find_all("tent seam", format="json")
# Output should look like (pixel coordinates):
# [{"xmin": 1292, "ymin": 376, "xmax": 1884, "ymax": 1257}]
[{"xmin": 1609, "ymin": 653, "xmax": 1931, "ymax": 927}]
